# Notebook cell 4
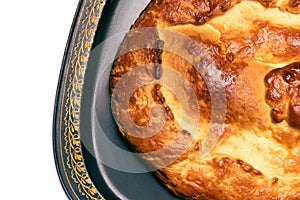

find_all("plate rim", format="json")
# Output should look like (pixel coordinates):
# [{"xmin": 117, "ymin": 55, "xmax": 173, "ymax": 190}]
[{"xmin": 53, "ymin": 0, "xmax": 107, "ymax": 199}]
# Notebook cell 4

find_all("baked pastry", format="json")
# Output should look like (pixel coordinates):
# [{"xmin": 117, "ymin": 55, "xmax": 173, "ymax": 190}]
[{"xmin": 109, "ymin": 0, "xmax": 300, "ymax": 199}]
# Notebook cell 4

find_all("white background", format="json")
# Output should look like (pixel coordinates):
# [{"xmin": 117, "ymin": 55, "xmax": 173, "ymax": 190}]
[{"xmin": 0, "ymin": 0, "xmax": 79, "ymax": 199}]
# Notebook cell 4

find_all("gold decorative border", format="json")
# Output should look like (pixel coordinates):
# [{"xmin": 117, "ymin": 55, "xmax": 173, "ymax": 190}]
[{"xmin": 60, "ymin": 0, "xmax": 106, "ymax": 199}]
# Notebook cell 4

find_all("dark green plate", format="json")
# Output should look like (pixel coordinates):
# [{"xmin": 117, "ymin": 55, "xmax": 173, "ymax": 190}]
[{"xmin": 53, "ymin": 0, "xmax": 179, "ymax": 199}]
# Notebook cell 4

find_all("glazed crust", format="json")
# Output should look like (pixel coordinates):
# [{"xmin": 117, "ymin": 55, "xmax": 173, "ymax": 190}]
[{"xmin": 110, "ymin": 0, "xmax": 300, "ymax": 199}]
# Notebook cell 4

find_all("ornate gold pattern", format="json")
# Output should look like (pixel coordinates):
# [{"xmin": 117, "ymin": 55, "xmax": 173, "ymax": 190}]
[{"xmin": 62, "ymin": 0, "xmax": 106, "ymax": 199}]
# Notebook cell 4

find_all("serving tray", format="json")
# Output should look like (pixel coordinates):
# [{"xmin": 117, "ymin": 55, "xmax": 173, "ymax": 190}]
[{"xmin": 53, "ymin": 0, "xmax": 179, "ymax": 199}]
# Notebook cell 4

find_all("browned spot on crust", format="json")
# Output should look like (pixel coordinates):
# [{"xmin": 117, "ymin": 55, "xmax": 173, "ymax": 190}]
[
  {"xmin": 257, "ymin": 0, "xmax": 276, "ymax": 7},
  {"xmin": 226, "ymin": 52, "xmax": 235, "ymax": 62},
  {"xmin": 265, "ymin": 62, "xmax": 300, "ymax": 128},
  {"xmin": 236, "ymin": 159, "xmax": 263, "ymax": 175},
  {"xmin": 151, "ymin": 84, "xmax": 175, "ymax": 121},
  {"xmin": 194, "ymin": 142, "xmax": 200, "ymax": 151},
  {"xmin": 212, "ymin": 157, "xmax": 234, "ymax": 179},
  {"xmin": 165, "ymin": 106, "xmax": 174, "ymax": 120},
  {"xmin": 271, "ymin": 177, "xmax": 279, "ymax": 184},
  {"xmin": 290, "ymin": 0, "xmax": 300, "ymax": 7},
  {"xmin": 154, "ymin": 40, "xmax": 164, "ymax": 80},
  {"xmin": 152, "ymin": 84, "xmax": 166, "ymax": 104}
]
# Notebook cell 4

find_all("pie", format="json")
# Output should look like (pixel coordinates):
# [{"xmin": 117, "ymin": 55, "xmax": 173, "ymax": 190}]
[{"xmin": 109, "ymin": 0, "xmax": 300, "ymax": 199}]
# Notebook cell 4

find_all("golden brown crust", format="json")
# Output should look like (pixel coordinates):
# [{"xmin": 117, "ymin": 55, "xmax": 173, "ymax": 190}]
[{"xmin": 110, "ymin": 0, "xmax": 300, "ymax": 199}]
